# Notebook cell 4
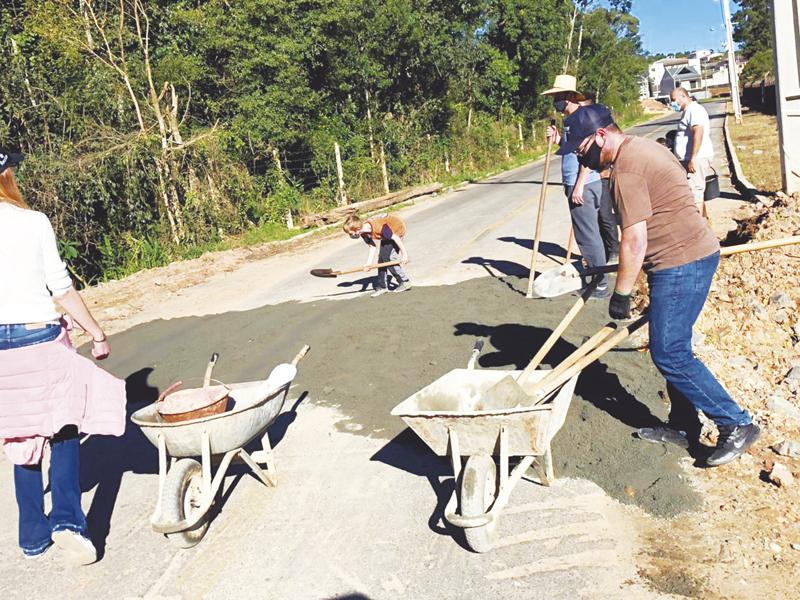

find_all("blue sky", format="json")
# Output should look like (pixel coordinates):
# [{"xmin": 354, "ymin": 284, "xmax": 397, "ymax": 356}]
[{"xmin": 632, "ymin": 0, "xmax": 740, "ymax": 55}]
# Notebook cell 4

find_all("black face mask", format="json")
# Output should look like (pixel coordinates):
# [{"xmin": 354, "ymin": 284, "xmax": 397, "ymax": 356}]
[
  {"xmin": 553, "ymin": 99, "xmax": 568, "ymax": 113},
  {"xmin": 578, "ymin": 142, "xmax": 603, "ymax": 171}
]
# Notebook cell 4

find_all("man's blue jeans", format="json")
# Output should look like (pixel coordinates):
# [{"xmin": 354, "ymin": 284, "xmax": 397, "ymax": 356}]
[
  {"xmin": 647, "ymin": 252, "xmax": 752, "ymax": 429},
  {"xmin": 1, "ymin": 323, "xmax": 88, "ymax": 556}
]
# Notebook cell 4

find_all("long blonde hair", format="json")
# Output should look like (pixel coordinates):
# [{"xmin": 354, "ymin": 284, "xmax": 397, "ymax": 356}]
[{"xmin": 0, "ymin": 168, "xmax": 28, "ymax": 208}]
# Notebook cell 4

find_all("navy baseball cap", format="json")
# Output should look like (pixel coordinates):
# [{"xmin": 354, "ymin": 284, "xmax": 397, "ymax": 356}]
[
  {"xmin": 555, "ymin": 104, "xmax": 615, "ymax": 156},
  {"xmin": 0, "ymin": 151, "xmax": 24, "ymax": 175}
]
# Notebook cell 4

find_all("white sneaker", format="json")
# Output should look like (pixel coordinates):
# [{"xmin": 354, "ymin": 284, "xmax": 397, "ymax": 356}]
[
  {"xmin": 52, "ymin": 530, "xmax": 96, "ymax": 565},
  {"xmin": 370, "ymin": 288, "xmax": 388, "ymax": 298},
  {"xmin": 394, "ymin": 282, "xmax": 412, "ymax": 293},
  {"xmin": 23, "ymin": 542, "xmax": 52, "ymax": 560}
]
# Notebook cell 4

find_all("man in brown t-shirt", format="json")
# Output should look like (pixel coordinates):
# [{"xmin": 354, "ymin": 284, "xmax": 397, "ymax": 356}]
[
  {"xmin": 557, "ymin": 105, "xmax": 759, "ymax": 467},
  {"xmin": 343, "ymin": 213, "xmax": 411, "ymax": 297}
]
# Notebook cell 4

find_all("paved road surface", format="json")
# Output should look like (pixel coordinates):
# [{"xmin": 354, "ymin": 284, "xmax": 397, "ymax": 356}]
[{"xmin": 0, "ymin": 103, "xmax": 735, "ymax": 599}]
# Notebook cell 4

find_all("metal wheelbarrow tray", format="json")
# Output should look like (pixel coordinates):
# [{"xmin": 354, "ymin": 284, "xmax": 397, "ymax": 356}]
[
  {"xmin": 391, "ymin": 367, "xmax": 578, "ymax": 553},
  {"xmin": 131, "ymin": 349, "xmax": 307, "ymax": 549}
]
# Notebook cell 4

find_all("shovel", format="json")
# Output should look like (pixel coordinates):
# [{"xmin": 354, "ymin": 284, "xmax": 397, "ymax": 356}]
[
  {"xmin": 310, "ymin": 261, "xmax": 402, "ymax": 278},
  {"xmin": 533, "ymin": 235, "xmax": 800, "ymax": 298}
]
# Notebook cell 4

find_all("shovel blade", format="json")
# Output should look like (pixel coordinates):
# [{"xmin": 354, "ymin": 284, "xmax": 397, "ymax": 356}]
[
  {"xmin": 533, "ymin": 262, "xmax": 583, "ymax": 298},
  {"xmin": 310, "ymin": 268, "xmax": 337, "ymax": 278}
]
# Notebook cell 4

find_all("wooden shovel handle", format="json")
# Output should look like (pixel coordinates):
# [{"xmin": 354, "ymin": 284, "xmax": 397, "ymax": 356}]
[
  {"xmin": 525, "ymin": 134, "xmax": 555, "ymax": 299},
  {"xmin": 531, "ymin": 314, "xmax": 650, "ymax": 405},
  {"xmin": 336, "ymin": 260, "xmax": 403, "ymax": 276},
  {"xmin": 291, "ymin": 344, "xmax": 311, "ymax": 366},
  {"xmin": 719, "ymin": 235, "xmax": 800, "ymax": 256},
  {"xmin": 518, "ymin": 277, "xmax": 602, "ymax": 384},
  {"xmin": 528, "ymin": 323, "xmax": 618, "ymax": 394},
  {"xmin": 576, "ymin": 236, "xmax": 800, "ymax": 279}
]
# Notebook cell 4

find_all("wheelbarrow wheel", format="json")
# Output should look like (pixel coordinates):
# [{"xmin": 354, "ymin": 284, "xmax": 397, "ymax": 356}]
[
  {"xmin": 161, "ymin": 458, "xmax": 209, "ymax": 548},
  {"xmin": 460, "ymin": 454, "xmax": 498, "ymax": 553}
]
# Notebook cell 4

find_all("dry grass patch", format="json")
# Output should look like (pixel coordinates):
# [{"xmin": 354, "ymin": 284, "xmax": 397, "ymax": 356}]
[{"xmin": 729, "ymin": 109, "xmax": 782, "ymax": 193}]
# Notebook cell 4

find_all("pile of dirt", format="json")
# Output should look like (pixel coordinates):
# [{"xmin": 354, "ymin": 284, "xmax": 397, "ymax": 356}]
[
  {"xmin": 103, "ymin": 274, "xmax": 699, "ymax": 518},
  {"xmin": 638, "ymin": 194, "xmax": 800, "ymax": 598}
]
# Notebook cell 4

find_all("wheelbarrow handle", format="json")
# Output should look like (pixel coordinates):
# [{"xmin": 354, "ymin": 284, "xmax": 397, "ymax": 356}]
[{"xmin": 291, "ymin": 344, "xmax": 311, "ymax": 366}]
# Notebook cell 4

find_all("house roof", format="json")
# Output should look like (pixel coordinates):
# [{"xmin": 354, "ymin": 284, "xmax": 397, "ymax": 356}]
[{"xmin": 666, "ymin": 65, "xmax": 701, "ymax": 81}]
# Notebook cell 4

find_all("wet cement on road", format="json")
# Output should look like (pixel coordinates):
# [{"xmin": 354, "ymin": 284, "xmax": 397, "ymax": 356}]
[{"xmin": 99, "ymin": 273, "xmax": 699, "ymax": 518}]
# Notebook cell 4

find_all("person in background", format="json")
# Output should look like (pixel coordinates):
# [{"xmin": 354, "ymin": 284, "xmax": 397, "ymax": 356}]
[
  {"xmin": 568, "ymin": 106, "xmax": 760, "ymax": 467},
  {"xmin": 670, "ymin": 86, "xmax": 714, "ymax": 210},
  {"xmin": 0, "ymin": 151, "xmax": 126, "ymax": 564},
  {"xmin": 343, "ymin": 213, "xmax": 411, "ymax": 297},
  {"xmin": 541, "ymin": 74, "xmax": 610, "ymax": 298},
  {"xmin": 581, "ymin": 93, "xmax": 620, "ymax": 264}
]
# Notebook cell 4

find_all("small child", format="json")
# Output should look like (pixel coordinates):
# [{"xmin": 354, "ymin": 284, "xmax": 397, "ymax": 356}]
[{"xmin": 343, "ymin": 213, "xmax": 411, "ymax": 297}]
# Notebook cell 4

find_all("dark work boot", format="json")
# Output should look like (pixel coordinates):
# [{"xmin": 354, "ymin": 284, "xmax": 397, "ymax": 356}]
[
  {"xmin": 705, "ymin": 423, "xmax": 761, "ymax": 467},
  {"xmin": 636, "ymin": 426, "xmax": 690, "ymax": 449}
]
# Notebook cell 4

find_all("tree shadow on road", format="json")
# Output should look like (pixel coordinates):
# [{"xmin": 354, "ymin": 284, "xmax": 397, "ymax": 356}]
[
  {"xmin": 462, "ymin": 257, "xmax": 527, "ymax": 295},
  {"xmin": 498, "ymin": 236, "xmax": 581, "ymax": 264}
]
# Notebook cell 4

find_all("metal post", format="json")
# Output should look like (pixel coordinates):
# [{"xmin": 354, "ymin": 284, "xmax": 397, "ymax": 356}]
[
  {"xmin": 721, "ymin": 0, "xmax": 743, "ymax": 123},
  {"xmin": 769, "ymin": 0, "xmax": 800, "ymax": 195}
]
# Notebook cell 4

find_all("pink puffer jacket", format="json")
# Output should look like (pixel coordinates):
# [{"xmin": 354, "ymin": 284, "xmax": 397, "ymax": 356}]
[{"xmin": 0, "ymin": 331, "xmax": 126, "ymax": 464}]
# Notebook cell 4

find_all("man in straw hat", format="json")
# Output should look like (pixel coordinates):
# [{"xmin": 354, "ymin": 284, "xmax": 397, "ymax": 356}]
[
  {"xmin": 565, "ymin": 105, "xmax": 759, "ymax": 467},
  {"xmin": 542, "ymin": 74, "xmax": 611, "ymax": 298}
]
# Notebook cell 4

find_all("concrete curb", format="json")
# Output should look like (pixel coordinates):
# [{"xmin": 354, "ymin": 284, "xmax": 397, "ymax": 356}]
[{"xmin": 723, "ymin": 112, "xmax": 760, "ymax": 200}]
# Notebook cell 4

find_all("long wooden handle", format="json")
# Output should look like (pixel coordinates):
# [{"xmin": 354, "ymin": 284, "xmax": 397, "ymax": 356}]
[
  {"xmin": 526, "ymin": 131, "xmax": 556, "ymax": 298},
  {"xmin": 518, "ymin": 277, "xmax": 601, "ymax": 384},
  {"xmin": 719, "ymin": 235, "xmax": 800, "ymax": 256},
  {"xmin": 203, "ymin": 352, "xmax": 219, "ymax": 388},
  {"xmin": 574, "ymin": 236, "xmax": 800, "ymax": 279},
  {"xmin": 337, "ymin": 260, "xmax": 402, "ymax": 276},
  {"xmin": 291, "ymin": 344, "xmax": 311, "ymax": 366},
  {"xmin": 564, "ymin": 226, "xmax": 575, "ymax": 264},
  {"xmin": 531, "ymin": 315, "xmax": 650, "ymax": 404},
  {"xmin": 528, "ymin": 323, "xmax": 618, "ymax": 395}
]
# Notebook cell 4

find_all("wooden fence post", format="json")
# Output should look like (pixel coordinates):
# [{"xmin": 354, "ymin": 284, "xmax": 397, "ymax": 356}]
[
  {"xmin": 444, "ymin": 149, "xmax": 450, "ymax": 174},
  {"xmin": 518, "ymin": 122, "xmax": 524, "ymax": 150},
  {"xmin": 334, "ymin": 141, "xmax": 347, "ymax": 206},
  {"xmin": 379, "ymin": 141, "xmax": 390, "ymax": 195}
]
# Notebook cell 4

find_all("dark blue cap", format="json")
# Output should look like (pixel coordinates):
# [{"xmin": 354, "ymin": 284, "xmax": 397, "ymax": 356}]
[
  {"xmin": 0, "ymin": 151, "xmax": 24, "ymax": 175},
  {"xmin": 555, "ymin": 104, "xmax": 615, "ymax": 156}
]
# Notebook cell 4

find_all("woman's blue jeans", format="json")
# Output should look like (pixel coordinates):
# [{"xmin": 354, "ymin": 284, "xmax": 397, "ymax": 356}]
[
  {"xmin": 1, "ymin": 323, "xmax": 88, "ymax": 556},
  {"xmin": 647, "ymin": 252, "xmax": 752, "ymax": 429}
]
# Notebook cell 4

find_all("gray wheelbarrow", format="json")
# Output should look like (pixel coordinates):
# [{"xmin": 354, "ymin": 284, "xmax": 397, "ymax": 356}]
[
  {"xmin": 391, "ymin": 341, "xmax": 578, "ymax": 553},
  {"xmin": 131, "ymin": 345, "xmax": 309, "ymax": 548}
]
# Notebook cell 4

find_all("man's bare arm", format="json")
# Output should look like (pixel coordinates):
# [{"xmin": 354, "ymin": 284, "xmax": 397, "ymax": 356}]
[{"xmin": 615, "ymin": 221, "xmax": 647, "ymax": 294}]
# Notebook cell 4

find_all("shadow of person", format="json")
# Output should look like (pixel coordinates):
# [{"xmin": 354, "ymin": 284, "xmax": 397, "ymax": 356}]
[
  {"xmin": 452, "ymin": 322, "xmax": 661, "ymax": 430},
  {"xmin": 370, "ymin": 429, "xmax": 469, "ymax": 550},
  {"xmin": 80, "ymin": 367, "xmax": 160, "ymax": 559},
  {"xmin": 461, "ymin": 257, "xmax": 527, "ymax": 295},
  {"xmin": 497, "ymin": 237, "xmax": 580, "ymax": 263},
  {"xmin": 337, "ymin": 275, "xmax": 375, "ymax": 292}
]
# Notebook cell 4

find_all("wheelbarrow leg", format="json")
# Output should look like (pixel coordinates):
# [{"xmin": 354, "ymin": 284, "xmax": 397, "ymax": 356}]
[
  {"xmin": 238, "ymin": 449, "xmax": 277, "ymax": 487},
  {"xmin": 151, "ymin": 433, "xmax": 168, "ymax": 523},
  {"xmin": 249, "ymin": 430, "xmax": 278, "ymax": 486},
  {"xmin": 539, "ymin": 443, "xmax": 554, "ymax": 487}
]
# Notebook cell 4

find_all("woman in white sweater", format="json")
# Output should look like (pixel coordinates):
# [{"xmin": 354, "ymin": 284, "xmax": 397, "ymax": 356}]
[{"xmin": 0, "ymin": 151, "xmax": 113, "ymax": 564}]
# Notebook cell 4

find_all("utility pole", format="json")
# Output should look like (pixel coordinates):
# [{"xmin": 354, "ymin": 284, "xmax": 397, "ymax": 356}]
[
  {"xmin": 769, "ymin": 0, "xmax": 800, "ymax": 195},
  {"xmin": 721, "ymin": 0, "xmax": 743, "ymax": 123}
]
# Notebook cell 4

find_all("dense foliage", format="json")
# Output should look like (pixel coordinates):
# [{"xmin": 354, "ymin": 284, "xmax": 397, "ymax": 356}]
[
  {"xmin": 1, "ymin": 0, "xmax": 646, "ymax": 282},
  {"xmin": 732, "ymin": 0, "xmax": 775, "ymax": 84}
]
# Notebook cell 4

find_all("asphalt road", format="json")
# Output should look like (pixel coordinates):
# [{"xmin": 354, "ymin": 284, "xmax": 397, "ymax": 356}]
[{"xmin": 0, "ymin": 103, "xmax": 734, "ymax": 600}]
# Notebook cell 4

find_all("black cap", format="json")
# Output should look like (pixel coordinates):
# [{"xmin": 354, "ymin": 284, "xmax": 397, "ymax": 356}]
[
  {"xmin": 0, "ymin": 151, "xmax": 24, "ymax": 175},
  {"xmin": 555, "ymin": 104, "xmax": 615, "ymax": 156}
]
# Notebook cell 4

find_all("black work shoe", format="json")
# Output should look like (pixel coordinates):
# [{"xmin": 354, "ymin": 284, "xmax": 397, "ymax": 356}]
[
  {"xmin": 636, "ymin": 426, "xmax": 690, "ymax": 449},
  {"xmin": 705, "ymin": 423, "xmax": 760, "ymax": 467}
]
